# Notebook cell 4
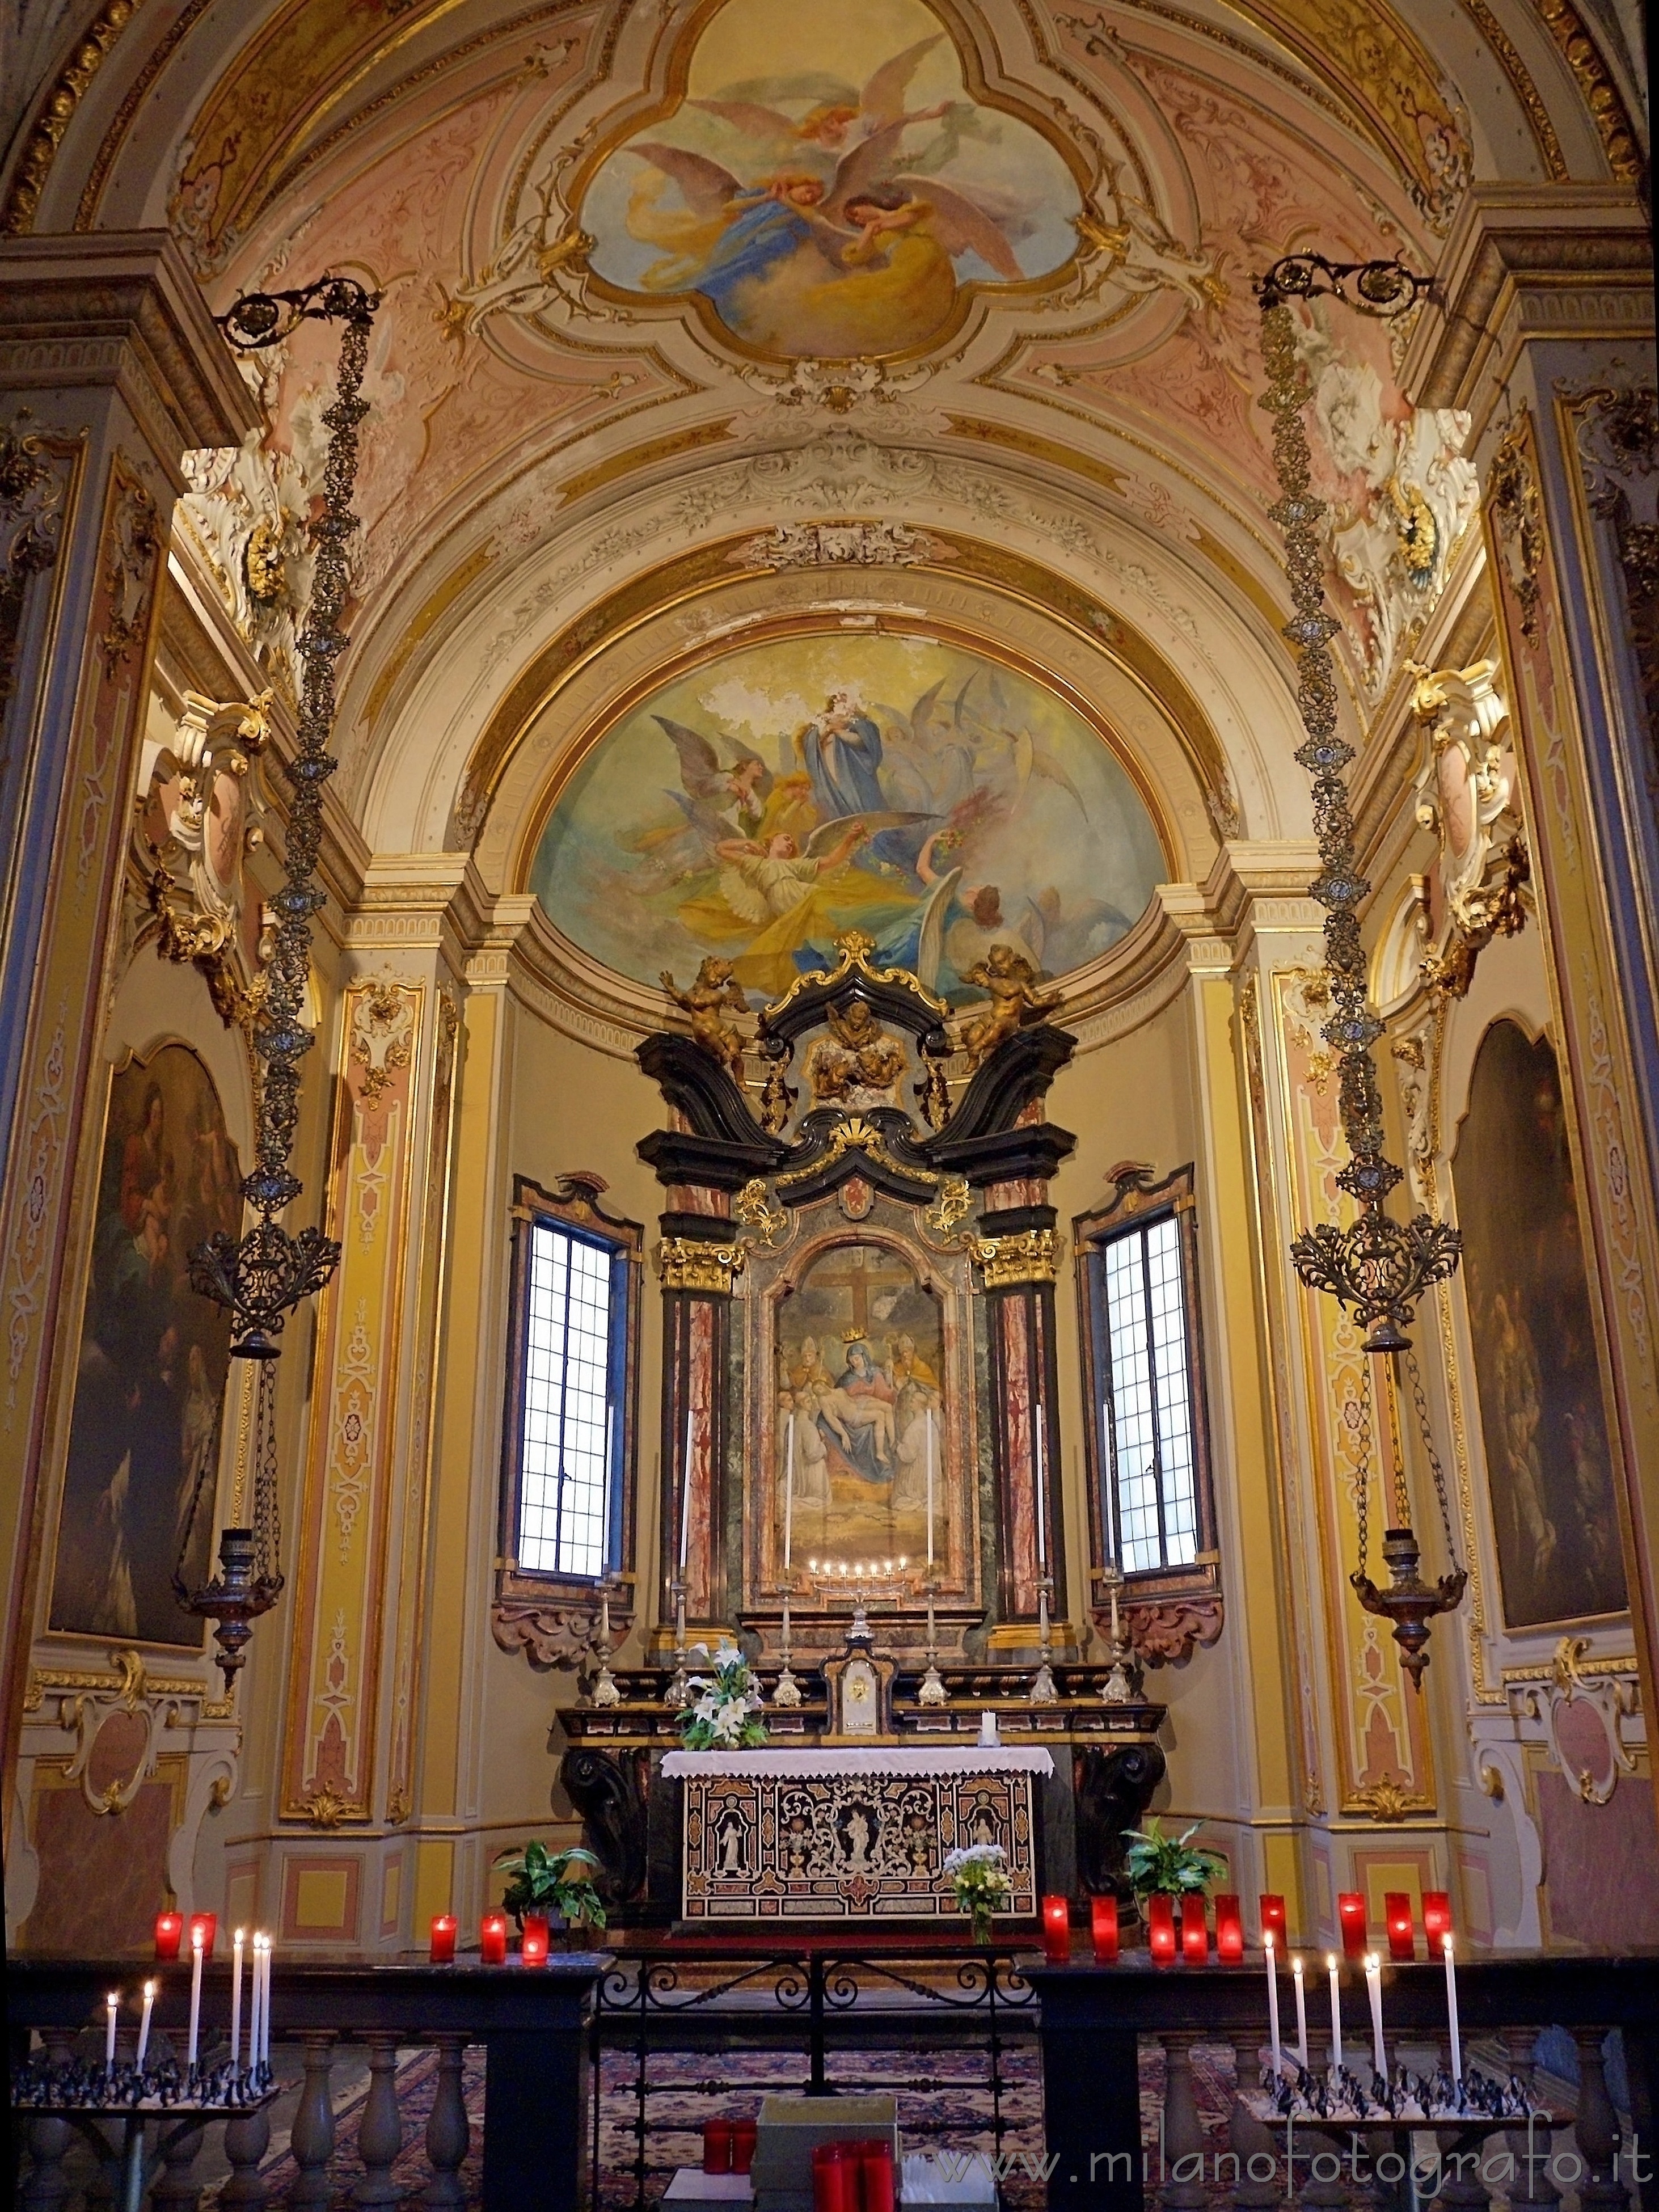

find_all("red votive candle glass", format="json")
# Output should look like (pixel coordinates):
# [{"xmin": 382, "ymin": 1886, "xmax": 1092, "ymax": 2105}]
[
  {"xmin": 1181, "ymin": 1894, "xmax": 1209, "ymax": 1962},
  {"xmin": 187, "ymin": 1912, "xmax": 217, "ymax": 1962},
  {"xmin": 731, "ymin": 2120, "xmax": 758, "ymax": 2176},
  {"xmin": 1421, "ymin": 1891, "xmax": 1453, "ymax": 1951},
  {"xmin": 480, "ymin": 1910, "xmax": 508, "ymax": 1965},
  {"xmin": 1091, "ymin": 1894, "xmax": 1120, "ymax": 1963},
  {"xmin": 520, "ymin": 1913, "xmax": 550, "ymax": 1968},
  {"xmin": 1337, "ymin": 1891, "xmax": 1368, "ymax": 1961},
  {"xmin": 1384, "ymin": 1892, "xmax": 1415, "ymax": 1962},
  {"xmin": 1041, "ymin": 1894, "xmax": 1071, "ymax": 1964},
  {"xmin": 704, "ymin": 2119, "xmax": 734, "ymax": 2175},
  {"xmin": 812, "ymin": 2144, "xmax": 852, "ymax": 2212},
  {"xmin": 1259, "ymin": 1893, "xmax": 1287, "ymax": 1949},
  {"xmin": 430, "ymin": 1914, "xmax": 457, "ymax": 1964},
  {"xmin": 1214, "ymin": 1894, "xmax": 1244, "ymax": 1964},
  {"xmin": 1147, "ymin": 1893, "xmax": 1176, "ymax": 1963},
  {"xmin": 862, "ymin": 2140, "xmax": 895, "ymax": 2212},
  {"xmin": 154, "ymin": 1911, "xmax": 183, "ymax": 1962}
]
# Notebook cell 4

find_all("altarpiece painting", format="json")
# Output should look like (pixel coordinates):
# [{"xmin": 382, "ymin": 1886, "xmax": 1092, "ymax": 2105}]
[
  {"xmin": 1453, "ymin": 1019, "xmax": 1626, "ymax": 1630},
  {"xmin": 49, "ymin": 1043, "xmax": 242, "ymax": 1645}
]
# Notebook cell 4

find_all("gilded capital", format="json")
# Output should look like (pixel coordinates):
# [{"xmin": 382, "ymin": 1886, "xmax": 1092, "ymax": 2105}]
[
  {"xmin": 969, "ymin": 1227, "xmax": 1060, "ymax": 1287},
  {"xmin": 655, "ymin": 1236, "xmax": 746, "ymax": 1294}
]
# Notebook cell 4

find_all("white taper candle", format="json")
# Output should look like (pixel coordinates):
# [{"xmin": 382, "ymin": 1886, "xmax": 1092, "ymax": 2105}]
[
  {"xmin": 104, "ymin": 1991, "xmax": 119, "ymax": 2074},
  {"xmin": 1264, "ymin": 1930, "xmax": 1282, "ymax": 2076},
  {"xmin": 1365, "ymin": 1953, "xmax": 1386, "ymax": 2080},
  {"xmin": 783, "ymin": 1413, "xmax": 795, "ymax": 1571},
  {"xmin": 135, "ymin": 1980, "xmax": 156, "ymax": 2071},
  {"xmin": 187, "ymin": 1930, "xmax": 204, "ymax": 2069},
  {"xmin": 1033, "ymin": 1401, "xmax": 1048, "ymax": 1568},
  {"xmin": 1326, "ymin": 1953, "xmax": 1343, "ymax": 2072},
  {"xmin": 1292, "ymin": 1952, "xmax": 1309, "ymax": 2069},
  {"xmin": 925, "ymin": 1405, "xmax": 935, "ymax": 1566},
  {"xmin": 678, "ymin": 1407, "xmax": 693, "ymax": 1572},
  {"xmin": 1442, "ymin": 1932, "xmax": 1462, "ymax": 2083},
  {"xmin": 230, "ymin": 1928, "xmax": 245, "ymax": 2072}
]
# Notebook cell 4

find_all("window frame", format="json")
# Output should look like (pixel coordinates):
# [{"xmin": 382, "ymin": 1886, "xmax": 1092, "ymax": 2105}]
[
  {"xmin": 1073, "ymin": 1163, "xmax": 1219, "ymax": 1608},
  {"xmin": 499, "ymin": 1172, "xmax": 642, "ymax": 1610}
]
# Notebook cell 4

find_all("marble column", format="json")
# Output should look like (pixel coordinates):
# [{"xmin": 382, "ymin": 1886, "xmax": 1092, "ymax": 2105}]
[
  {"xmin": 656, "ymin": 1220, "xmax": 742, "ymax": 1634},
  {"xmin": 0, "ymin": 231, "xmax": 256, "ymax": 1848}
]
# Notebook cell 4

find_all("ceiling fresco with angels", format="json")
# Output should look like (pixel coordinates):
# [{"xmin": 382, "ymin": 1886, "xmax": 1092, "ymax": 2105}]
[
  {"xmin": 529, "ymin": 633, "xmax": 1166, "ymax": 1004},
  {"xmin": 576, "ymin": 0, "xmax": 1082, "ymax": 359}
]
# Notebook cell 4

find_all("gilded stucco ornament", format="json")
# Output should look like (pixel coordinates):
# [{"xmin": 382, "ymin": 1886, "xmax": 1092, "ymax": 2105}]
[{"xmin": 1408, "ymin": 658, "xmax": 1529, "ymax": 1001}]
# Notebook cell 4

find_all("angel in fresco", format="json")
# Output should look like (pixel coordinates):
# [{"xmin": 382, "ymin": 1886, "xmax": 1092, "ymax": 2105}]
[{"xmin": 685, "ymin": 36, "xmax": 956, "ymax": 159}]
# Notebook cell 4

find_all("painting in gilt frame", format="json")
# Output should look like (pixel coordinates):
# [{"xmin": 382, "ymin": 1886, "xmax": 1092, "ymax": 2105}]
[
  {"xmin": 1453, "ymin": 1020, "xmax": 1627, "ymax": 1630},
  {"xmin": 531, "ymin": 630, "xmax": 1167, "ymax": 1006},
  {"xmin": 49, "ymin": 1044, "xmax": 242, "ymax": 1647}
]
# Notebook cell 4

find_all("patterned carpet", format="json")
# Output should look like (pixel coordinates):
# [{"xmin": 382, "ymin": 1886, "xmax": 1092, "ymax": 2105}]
[{"xmin": 188, "ymin": 2036, "xmax": 1240, "ymax": 2210}]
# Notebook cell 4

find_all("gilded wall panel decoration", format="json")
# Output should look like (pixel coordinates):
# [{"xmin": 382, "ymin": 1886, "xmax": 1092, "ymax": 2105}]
[
  {"xmin": 281, "ymin": 978, "xmax": 424, "ymax": 1825},
  {"xmin": 1274, "ymin": 970, "xmax": 1434, "ymax": 1817}
]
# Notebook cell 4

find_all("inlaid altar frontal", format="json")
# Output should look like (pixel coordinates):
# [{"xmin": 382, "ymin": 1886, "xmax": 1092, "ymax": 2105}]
[{"xmin": 665, "ymin": 1747, "xmax": 1050, "ymax": 1921}]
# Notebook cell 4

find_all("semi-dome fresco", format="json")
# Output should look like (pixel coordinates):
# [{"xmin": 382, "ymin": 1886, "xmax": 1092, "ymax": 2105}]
[
  {"xmin": 578, "ymin": 0, "xmax": 1083, "ymax": 359},
  {"xmin": 529, "ymin": 633, "xmax": 1167, "ymax": 1004}
]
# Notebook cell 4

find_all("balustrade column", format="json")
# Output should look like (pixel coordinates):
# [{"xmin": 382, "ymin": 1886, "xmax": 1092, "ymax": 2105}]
[
  {"xmin": 1572, "ymin": 2029, "xmax": 1630, "ymax": 2212},
  {"xmin": 221, "ymin": 2105, "xmax": 272, "ymax": 2209},
  {"xmin": 353, "ymin": 2033, "xmax": 406, "ymax": 2207},
  {"xmin": 1227, "ymin": 2037, "xmax": 1282, "ymax": 2212},
  {"xmin": 1292, "ymin": 2049, "xmax": 1345, "ymax": 2212},
  {"xmin": 1160, "ymin": 2033, "xmax": 1210, "ymax": 2212},
  {"xmin": 19, "ymin": 2029, "xmax": 75, "ymax": 2209},
  {"xmin": 289, "ymin": 2032, "xmax": 337, "ymax": 2207},
  {"xmin": 151, "ymin": 2119, "xmax": 208, "ymax": 2211},
  {"xmin": 1503, "ymin": 2029, "xmax": 1561, "ymax": 2212},
  {"xmin": 421, "ymin": 2033, "xmax": 471, "ymax": 2206}
]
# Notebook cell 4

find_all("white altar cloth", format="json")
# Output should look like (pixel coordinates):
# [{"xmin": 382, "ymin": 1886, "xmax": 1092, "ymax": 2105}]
[{"xmin": 662, "ymin": 1746, "xmax": 1054, "ymax": 1779}]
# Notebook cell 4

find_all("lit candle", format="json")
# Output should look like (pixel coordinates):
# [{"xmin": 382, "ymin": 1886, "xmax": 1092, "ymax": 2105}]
[
  {"xmin": 1291, "ymin": 1953, "xmax": 1309, "ymax": 2069},
  {"xmin": 1421, "ymin": 1890, "xmax": 1452, "ymax": 1951},
  {"xmin": 255, "ymin": 1934, "xmax": 271, "ymax": 2070},
  {"xmin": 430, "ymin": 1914, "xmax": 458, "ymax": 1964},
  {"xmin": 678, "ymin": 1407, "xmax": 693, "ymax": 1574},
  {"xmin": 136, "ymin": 1981, "xmax": 156, "ymax": 2072},
  {"xmin": 154, "ymin": 1910, "xmax": 183, "ymax": 1961},
  {"xmin": 1033, "ymin": 1402, "xmax": 1048, "ymax": 1569},
  {"xmin": 1337, "ymin": 1892, "xmax": 1367, "ymax": 1961},
  {"xmin": 521, "ymin": 1913, "xmax": 550, "ymax": 1968},
  {"xmin": 1384, "ymin": 1891, "xmax": 1415, "ymax": 1962},
  {"xmin": 1364, "ymin": 1953, "xmax": 1386, "ymax": 2081},
  {"xmin": 1442, "ymin": 1932, "xmax": 1462, "ymax": 2082},
  {"xmin": 480, "ymin": 1910, "xmax": 508, "ymax": 1966},
  {"xmin": 1259, "ymin": 1894, "xmax": 1287, "ymax": 1949},
  {"xmin": 248, "ymin": 1937, "xmax": 263, "ymax": 2075},
  {"xmin": 105, "ymin": 1991, "xmax": 119, "ymax": 2075},
  {"xmin": 1091, "ymin": 1895, "xmax": 1119, "ymax": 1963},
  {"xmin": 1147, "ymin": 1894, "xmax": 1176, "ymax": 1964},
  {"xmin": 783, "ymin": 1413, "xmax": 795, "ymax": 1572},
  {"xmin": 1041, "ymin": 1896, "xmax": 1070, "ymax": 1964},
  {"xmin": 187, "ymin": 1928, "xmax": 204, "ymax": 2070},
  {"xmin": 1264, "ymin": 1930, "xmax": 1283, "ymax": 2076},
  {"xmin": 230, "ymin": 1928, "xmax": 245, "ymax": 2072},
  {"xmin": 187, "ymin": 1911, "xmax": 217, "ymax": 1962},
  {"xmin": 1181, "ymin": 1894, "xmax": 1208, "ymax": 1963},
  {"xmin": 1326, "ymin": 1953, "xmax": 1343, "ymax": 2071},
  {"xmin": 925, "ymin": 1406, "xmax": 935, "ymax": 1567},
  {"xmin": 1215, "ymin": 1894, "xmax": 1244, "ymax": 1964}
]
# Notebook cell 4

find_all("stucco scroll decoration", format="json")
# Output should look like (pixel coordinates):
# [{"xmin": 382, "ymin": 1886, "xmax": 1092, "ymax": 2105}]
[
  {"xmin": 1487, "ymin": 415, "xmax": 1544, "ymax": 646},
  {"xmin": 98, "ymin": 473, "xmax": 162, "ymax": 678},
  {"xmin": 491, "ymin": 1598, "xmax": 601, "ymax": 1672},
  {"xmin": 1568, "ymin": 382, "xmax": 1659, "ymax": 799},
  {"xmin": 1516, "ymin": 1637, "xmax": 1639, "ymax": 1806},
  {"xmin": 132, "ymin": 690, "xmax": 272, "ymax": 1030},
  {"xmin": 1, "ymin": 411, "xmax": 74, "ymax": 714},
  {"xmin": 179, "ymin": 383, "xmax": 318, "ymax": 704},
  {"xmin": 48, "ymin": 1648, "xmax": 195, "ymax": 1817},
  {"xmin": 735, "ymin": 521, "xmax": 950, "ymax": 569},
  {"xmin": 1408, "ymin": 660, "xmax": 1529, "ymax": 1001},
  {"xmin": 349, "ymin": 982, "xmax": 417, "ymax": 1106},
  {"xmin": 1094, "ymin": 1593, "xmax": 1225, "ymax": 1666}
]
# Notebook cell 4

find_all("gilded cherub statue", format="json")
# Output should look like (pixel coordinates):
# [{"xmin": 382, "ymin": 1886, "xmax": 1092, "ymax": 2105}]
[
  {"xmin": 956, "ymin": 943, "xmax": 1062, "ymax": 1069},
  {"xmin": 661, "ymin": 957, "xmax": 748, "ymax": 1080}
]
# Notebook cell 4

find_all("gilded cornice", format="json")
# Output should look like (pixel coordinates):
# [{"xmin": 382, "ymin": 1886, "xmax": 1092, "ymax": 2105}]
[
  {"xmin": 1455, "ymin": 0, "xmax": 1568, "ymax": 182},
  {"xmin": 1, "ymin": 0, "xmax": 147, "ymax": 235},
  {"xmin": 1529, "ymin": 0, "xmax": 1645, "ymax": 184}
]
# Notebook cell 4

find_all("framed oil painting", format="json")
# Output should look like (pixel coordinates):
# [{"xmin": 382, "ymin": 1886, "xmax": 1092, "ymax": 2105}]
[
  {"xmin": 530, "ymin": 631, "xmax": 1167, "ymax": 1004},
  {"xmin": 577, "ymin": 0, "xmax": 1082, "ymax": 361},
  {"xmin": 1453, "ymin": 1019, "xmax": 1627, "ymax": 1630},
  {"xmin": 49, "ymin": 1044, "xmax": 243, "ymax": 1646}
]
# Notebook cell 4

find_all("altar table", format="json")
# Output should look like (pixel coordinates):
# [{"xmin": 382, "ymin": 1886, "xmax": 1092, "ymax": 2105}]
[{"xmin": 662, "ymin": 1746, "xmax": 1054, "ymax": 1922}]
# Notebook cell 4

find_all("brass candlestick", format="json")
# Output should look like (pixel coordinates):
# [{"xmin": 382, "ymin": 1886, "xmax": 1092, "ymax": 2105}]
[
  {"xmin": 665, "ymin": 1580, "xmax": 691, "ymax": 1709},
  {"xmin": 1031, "ymin": 1575, "xmax": 1059, "ymax": 1704}
]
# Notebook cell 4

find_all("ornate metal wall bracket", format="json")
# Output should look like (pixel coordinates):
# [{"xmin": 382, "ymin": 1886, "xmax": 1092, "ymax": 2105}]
[
  {"xmin": 1256, "ymin": 253, "xmax": 1466, "ymax": 1678},
  {"xmin": 176, "ymin": 275, "xmax": 380, "ymax": 1689}
]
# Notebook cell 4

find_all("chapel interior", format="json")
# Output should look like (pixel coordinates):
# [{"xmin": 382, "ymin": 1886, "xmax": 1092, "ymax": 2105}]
[{"xmin": 1, "ymin": 0, "xmax": 1657, "ymax": 2202}]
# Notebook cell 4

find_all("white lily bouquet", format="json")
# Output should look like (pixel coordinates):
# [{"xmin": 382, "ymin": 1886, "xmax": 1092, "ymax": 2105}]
[
  {"xmin": 680, "ymin": 1640, "xmax": 768, "ymax": 1750},
  {"xmin": 943, "ymin": 1841, "xmax": 1011, "ymax": 1943}
]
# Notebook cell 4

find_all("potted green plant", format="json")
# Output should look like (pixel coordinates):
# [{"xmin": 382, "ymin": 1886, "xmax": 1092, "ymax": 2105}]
[
  {"xmin": 1121, "ymin": 1817, "xmax": 1225, "ymax": 1939},
  {"xmin": 492, "ymin": 1841, "xmax": 607, "ymax": 1944}
]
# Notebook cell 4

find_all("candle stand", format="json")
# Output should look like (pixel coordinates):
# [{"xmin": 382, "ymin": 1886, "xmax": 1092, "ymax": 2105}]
[
  {"xmin": 774, "ymin": 1578, "xmax": 803, "ymax": 1707},
  {"xmin": 1031, "ymin": 1576, "xmax": 1059, "ymax": 1704},
  {"xmin": 665, "ymin": 1580, "xmax": 691, "ymax": 1709},
  {"xmin": 12, "ymin": 2056, "xmax": 280, "ymax": 2212},
  {"xmin": 1099, "ymin": 1566, "xmax": 1139, "ymax": 1706},
  {"xmin": 917, "ymin": 1574, "xmax": 947, "ymax": 1706},
  {"xmin": 589, "ymin": 1585, "xmax": 622, "ymax": 1709}
]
